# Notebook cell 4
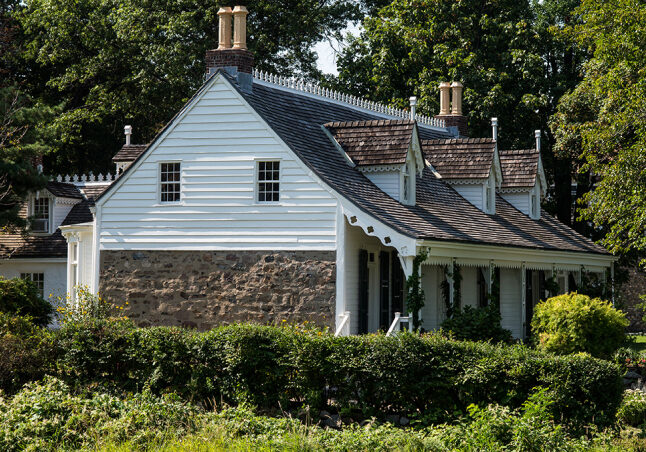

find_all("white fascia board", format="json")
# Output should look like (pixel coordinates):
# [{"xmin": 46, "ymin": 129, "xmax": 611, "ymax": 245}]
[
  {"xmin": 418, "ymin": 239, "xmax": 615, "ymax": 269},
  {"xmin": 0, "ymin": 258, "xmax": 67, "ymax": 263},
  {"xmin": 59, "ymin": 223, "xmax": 93, "ymax": 231},
  {"xmin": 410, "ymin": 124, "xmax": 426, "ymax": 175}
]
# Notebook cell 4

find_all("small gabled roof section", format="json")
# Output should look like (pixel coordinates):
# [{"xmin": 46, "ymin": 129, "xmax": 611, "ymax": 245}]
[
  {"xmin": 324, "ymin": 119, "xmax": 415, "ymax": 167},
  {"xmin": 112, "ymin": 144, "xmax": 148, "ymax": 163},
  {"xmin": 499, "ymin": 148, "xmax": 540, "ymax": 189},
  {"xmin": 45, "ymin": 181, "xmax": 83, "ymax": 199},
  {"xmin": 421, "ymin": 138, "xmax": 496, "ymax": 180}
]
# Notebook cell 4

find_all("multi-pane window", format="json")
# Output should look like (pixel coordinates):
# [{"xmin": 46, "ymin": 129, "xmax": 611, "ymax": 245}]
[
  {"xmin": 257, "ymin": 161, "xmax": 280, "ymax": 202},
  {"xmin": 402, "ymin": 163, "xmax": 410, "ymax": 202},
  {"xmin": 20, "ymin": 273, "xmax": 45, "ymax": 298},
  {"xmin": 31, "ymin": 197, "xmax": 50, "ymax": 232},
  {"xmin": 160, "ymin": 162, "xmax": 181, "ymax": 203}
]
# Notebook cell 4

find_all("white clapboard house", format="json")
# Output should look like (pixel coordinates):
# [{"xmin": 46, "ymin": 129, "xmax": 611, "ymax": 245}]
[{"xmin": 12, "ymin": 6, "xmax": 616, "ymax": 337}]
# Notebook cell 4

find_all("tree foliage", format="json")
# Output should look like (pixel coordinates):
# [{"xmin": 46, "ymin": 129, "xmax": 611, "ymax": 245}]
[
  {"xmin": 14, "ymin": 0, "xmax": 361, "ymax": 174},
  {"xmin": 550, "ymin": 0, "xmax": 646, "ymax": 266}
]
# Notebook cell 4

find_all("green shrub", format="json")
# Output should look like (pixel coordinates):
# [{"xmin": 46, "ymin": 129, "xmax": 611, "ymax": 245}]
[
  {"xmin": 49, "ymin": 319, "xmax": 622, "ymax": 431},
  {"xmin": 618, "ymin": 390, "xmax": 646, "ymax": 427},
  {"xmin": 440, "ymin": 305, "xmax": 513, "ymax": 343},
  {"xmin": 0, "ymin": 277, "xmax": 52, "ymax": 326},
  {"xmin": 531, "ymin": 292, "xmax": 628, "ymax": 358},
  {"xmin": 0, "ymin": 313, "xmax": 53, "ymax": 394}
]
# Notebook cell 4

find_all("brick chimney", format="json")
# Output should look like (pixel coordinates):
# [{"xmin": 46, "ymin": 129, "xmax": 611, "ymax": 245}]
[
  {"xmin": 205, "ymin": 5, "xmax": 254, "ymax": 85},
  {"xmin": 435, "ymin": 81, "xmax": 468, "ymax": 137}
]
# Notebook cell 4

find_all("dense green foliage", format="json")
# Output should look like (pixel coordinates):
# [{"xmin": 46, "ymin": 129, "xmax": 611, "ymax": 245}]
[
  {"xmin": 617, "ymin": 390, "xmax": 646, "ymax": 429},
  {"xmin": 404, "ymin": 249, "xmax": 427, "ymax": 330},
  {"xmin": 441, "ymin": 305, "xmax": 513, "ymax": 344},
  {"xmin": 532, "ymin": 292, "xmax": 628, "ymax": 358},
  {"xmin": 0, "ymin": 376, "xmax": 631, "ymax": 451},
  {"xmin": 0, "ymin": 313, "xmax": 52, "ymax": 394},
  {"xmin": 550, "ymin": 0, "xmax": 646, "ymax": 267},
  {"xmin": 35, "ymin": 319, "xmax": 621, "ymax": 430},
  {"xmin": 0, "ymin": 276, "xmax": 52, "ymax": 325},
  {"xmin": 12, "ymin": 0, "xmax": 361, "ymax": 174}
]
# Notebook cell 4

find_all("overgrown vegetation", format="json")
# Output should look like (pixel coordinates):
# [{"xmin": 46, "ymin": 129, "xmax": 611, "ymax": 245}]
[
  {"xmin": 441, "ymin": 305, "xmax": 513, "ymax": 344},
  {"xmin": 532, "ymin": 292, "xmax": 628, "ymax": 358},
  {"xmin": 0, "ymin": 276, "xmax": 52, "ymax": 326}
]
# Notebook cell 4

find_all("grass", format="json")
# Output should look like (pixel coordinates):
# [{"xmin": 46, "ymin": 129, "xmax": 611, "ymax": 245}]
[{"xmin": 628, "ymin": 335, "xmax": 646, "ymax": 352}]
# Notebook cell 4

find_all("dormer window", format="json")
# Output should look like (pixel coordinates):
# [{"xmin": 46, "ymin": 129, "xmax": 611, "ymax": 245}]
[
  {"xmin": 485, "ymin": 175, "xmax": 496, "ymax": 214},
  {"xmin": 31, "ymin": 196, "xmax": 50, "ymax": 233},
  {"xmin": 531, "ymin": 192, "xmax": 539, "ymax": 219}
]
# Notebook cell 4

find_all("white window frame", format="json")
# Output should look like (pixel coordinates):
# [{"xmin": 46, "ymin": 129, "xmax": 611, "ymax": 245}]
[
  {"xmin": 530, "ymin": 189, "xmax": 540, "ymax": 219},
  {"xmin": 484, "ymin": 174, "xmax": 495, "ymax": 214},
  {"xmin": 400, "ymin": 155, "xmax": 416, "ymax": 206},
  {"xmin": 30, "ymin": 195, "xmax": 52, "ymax": 234},
  {"xmin": 158, "ymin": 161, "xmax": 182, "ymax": 205},
  {"xmin": 69, "ymin": 241, "xmax": 79, "ymax": 303},
  {"xmin": 255, "ymin": 159, "xmax": 281, "ymax": 204},
  {"xmin": 21, "ymin": 272, "xmax": 45, "ymax": 298}
]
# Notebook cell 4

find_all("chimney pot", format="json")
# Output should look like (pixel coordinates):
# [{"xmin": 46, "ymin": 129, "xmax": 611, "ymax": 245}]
[
  {"xmin": 491, "ymin": 118, "xmax": 498, "ymax": 142},
  {"xmin": 124, "ymin": 125, "xmax": 132, "ymax": 145},
  {"xmin": 450, "ymin": 81, "xmax": 463, "ymax": 115},
  {"xmin": 217, "ymin": 7, "xmax": 233, "ymax": 50},
  {"xmin": 232, "ymin": 5, "xmax": 249, "ymax": 50},
  {"xmin": 438, "ymin": 82, "xmax": 451, "ymax": 115},
  {"xmin": 409, "ymin": 96, "xmax": 417, "ymax": 120},
  {"xmin": 535, "ymin": 130, "xmax": 541, "ymax": 152}
]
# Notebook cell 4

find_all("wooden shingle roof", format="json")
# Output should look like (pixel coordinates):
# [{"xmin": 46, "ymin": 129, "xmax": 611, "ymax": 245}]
[
  {"xmin": 421, "ymin": 138, "xmax": 495, "ymax": 179},
  {"xmin": 324, "ymin": 120, "xmax": 414, "ymax": 166},
  {"xmin": 499, "ymin": 149, "xmax": 539, "ymax": 188},
  {"xmin": 112, "ymin": 144, "xmax": 148, "ymax": 162}
]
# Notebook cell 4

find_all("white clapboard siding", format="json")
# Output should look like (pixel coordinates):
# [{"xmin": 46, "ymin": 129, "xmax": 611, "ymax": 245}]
[
  {"xmin": 500, "ymin": 268, "xmax": 522, "ymax": 338},
  {"xmin": 501, "ymin": 192, "xmax": 530, "ymax": 216},
  {"xmin": 365, "ymin": 171, "xmax": 400, "ymax": 201},
  {"xmin": 53, "ymin": 201, "xmax": 75, "ymax": 230},
  {"xmin": 460, "ymin": 266, "xmax": 478, "ymax": 308},
  {"xmin": 100, "ymin": 76, "xmax": 338, "ymax": 250},
  {"xmin": 451, "ymin": 183, "xmax": 485, "ymax": 211},
  {"xmin": 420, "ymin": 265, "xmax": 440, "ymax": 330}
]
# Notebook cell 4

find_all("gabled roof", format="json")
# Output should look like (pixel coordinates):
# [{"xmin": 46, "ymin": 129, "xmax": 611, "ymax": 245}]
[
  {"xmin": 499, "ymin": 149, "xmax": 539, "ymax": 189},
  {"xmin": 324, "ymin": 119, "xmax": 414, "ymax": 166},
  {"xmin": 112, "ymin": 144, "xmax": 148, "ymax": 162},
  {"xmin": 45, "ymin": 181, "xmax": 83, "ymax": 199},
  {"xmin": 421, "ymin": 138, "xmax": 496, "ymax": 180}
]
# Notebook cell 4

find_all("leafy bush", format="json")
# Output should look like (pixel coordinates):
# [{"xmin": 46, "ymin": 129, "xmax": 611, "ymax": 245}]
[
  {"xmin": 618, "ymin": 390, "xmax": 646, "ymax": 427},
  {"xmin": 440, "ymin": 305, "xmax": 513, "ymax": 343},
  {"xmin": 49, "ymin": 319, "xmax": 622, "ymax": 431},
  {"xmin": 0, "ymin": 376, "xmax": 202, "ymax": 451},
  {"xmin": 0, "ymin": 276, "xmax": 52, "ymax": 326},
  {"xmin": 532, "ymin": 292, "xmax": 628, "ymax": 358},
  {"xmin": 0, "ymin": 313, "xmax": 53, "ymax": 394}
]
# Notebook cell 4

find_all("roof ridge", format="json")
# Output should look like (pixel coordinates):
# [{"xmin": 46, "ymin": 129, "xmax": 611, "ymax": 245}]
[
  {"xmin": 324, "ymin": 119, "xmax": 414, "ymax": 129},
  {"xmin": 422, "ymin": 137, "xmax": 495, "ymax": 145},
  {"xmin": 252, "ymin": 69, "xmax": 446, "ymax": 129}
]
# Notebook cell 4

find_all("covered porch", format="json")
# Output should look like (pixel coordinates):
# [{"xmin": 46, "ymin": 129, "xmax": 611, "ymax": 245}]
[{"xmin": 335, "ymin": 211, "xmax": 614, "ymax": 338}]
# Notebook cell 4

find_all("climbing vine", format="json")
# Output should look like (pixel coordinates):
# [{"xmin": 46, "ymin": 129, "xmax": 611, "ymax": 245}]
[
  {"xmin": 405, "ymin": 249, "xmax": 428, "ymax": 331},
  {"xmin": 441, "ymin": 263, "xmax": 462, "ymax": 319},
  {"xmin": 487, "ymin": 267, "xmax": 500, "ymax": 309}
]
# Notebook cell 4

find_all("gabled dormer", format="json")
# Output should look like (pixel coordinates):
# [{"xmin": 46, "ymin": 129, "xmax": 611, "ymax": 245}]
[
  {"xmin": 498, "ymin": 147, "xmax": 546, "ymax": 220},
  {"xmin": 112, "ymin": 125, "xmax": 148, "ymax": 175},
  {"xmin": 28, "ymin": 182, "xmax": 84, "ymax": 234},
  {"xmin": 323, "ymin": 119, "xmax": 424, "ymax": 205},
  {"xmin": 421, "ymin": 137, "xmax": 501, "ymax": 214}
]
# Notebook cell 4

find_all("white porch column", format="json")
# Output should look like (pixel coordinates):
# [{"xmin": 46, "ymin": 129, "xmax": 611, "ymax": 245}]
[
  {"xmin": 521, "ymin": 262, "xmax": 526, "ymax": 338},
  {"xmin": 335, "ymin": 205, "xmax": 346, "ymax": 331}
]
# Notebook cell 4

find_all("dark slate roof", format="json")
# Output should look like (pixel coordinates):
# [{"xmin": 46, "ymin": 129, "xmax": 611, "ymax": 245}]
[
  {"xmin": 0, "ymin": 229, "xmax": 67, "ymax": 259},
  {"xmin": 324, "ymin": 119, "xmax": 414, "ymax": 166},
  {"xmin": 45, "ymin": 181, "xmax": 83, "ymax": 199},
  {"xmin": 236, "ymin": 76, "xmax": 608, "ymax": 255},
  {"xmin": 112, "ymin": 144, "xmax": 148, "ymax": 162},
  {"xmin": 499, "ymin": 149, "xmax": 539, "ymax": 188},
  {"xmin": 421, "ymin": 138, "xmax": 495, "ymax": 180},
  {"xmin": 61, "ymin": 183, "xmax": 112, "ymax": 226}
]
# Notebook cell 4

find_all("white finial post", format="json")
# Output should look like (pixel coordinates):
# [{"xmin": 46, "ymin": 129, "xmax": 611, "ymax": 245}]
[
  {"xmin": 491, "ymin": 118, "xmax": 498, "ymax": 142},
  {"xmin": 124, "ymin": 125, "xmax": 132, "ymax": 145},
  {"xmin": 409, "ymin": 96, "xmax": 417, "ymax": 120},
  {"xmin": 535, "ymin": 130, "xmax": 541, "ymax": 152}
]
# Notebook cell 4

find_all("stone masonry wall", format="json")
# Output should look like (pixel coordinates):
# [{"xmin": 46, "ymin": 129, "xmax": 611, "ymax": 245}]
[
  {"xmin": 100, "ymin": 250, "xmax": 336, "ymax": 330},
  {"xmin": 621, "ymin": 267, "xmax": 646, "ymax": 332}
]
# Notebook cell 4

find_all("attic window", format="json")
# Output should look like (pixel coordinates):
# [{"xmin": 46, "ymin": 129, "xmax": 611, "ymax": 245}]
[
  {"xmin": 160, "ymin": 162, "xmax": 181, "ymax": 203},
  {"xmin": 401, "ymin": 160, "xmax": 415, "ymax": 205},
  {"xmin": 257, "ymin": 161, "xmax": 280, "ymax": 202},
  {"xmin": 31, "ymin": 197, "xmax": 50, "ymax": 233},
  {"xmin": 531, "ymin": 193, "xmax": 539, "ymax": 219}
]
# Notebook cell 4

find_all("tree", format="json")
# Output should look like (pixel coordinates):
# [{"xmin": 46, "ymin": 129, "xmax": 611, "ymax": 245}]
[
  {"xmin": 335, "ymin": 0, "xmax": 590, "ymax": 227},
  {"xmin": 13, "ymin": 0, "xmax": 361, "ymax": 175},
  {"xmin": 550, "ymin": 0, "xmax": 646, "ymax": 266}
]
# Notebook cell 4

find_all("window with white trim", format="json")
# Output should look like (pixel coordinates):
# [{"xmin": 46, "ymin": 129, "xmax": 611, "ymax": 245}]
[
  {"xmin": 160, "ymin": 162, "xmax": 181, "ymax": 203},
  {"xmin": 31, "ymin": 197, "xmax": 50, "ymax": 233},
  {"xmin": 531, "ymin": 192, "xmax": 539, "ymax": 219},
  {"xmin": 21, "ymin": 273, "xmax": 45, "ymax": 297},
  {"xmin": 257, "ymin": 161, "xmax": 280, "ymax": 202},
  {"xmin": 402, "ymin": 162, "xmax": 411, "ymax": 202}
]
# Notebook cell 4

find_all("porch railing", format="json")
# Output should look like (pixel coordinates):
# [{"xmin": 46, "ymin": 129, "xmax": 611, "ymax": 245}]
[
  {"xmin": 386, "ymin": 312, "xmax": 413, "ymax": 336},
  {"xmin": 334, "ymin": 311, "xmax": 351, "ymax": 337}
]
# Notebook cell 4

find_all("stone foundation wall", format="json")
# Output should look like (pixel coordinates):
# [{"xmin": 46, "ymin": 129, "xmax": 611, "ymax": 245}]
[
  {"xmin": 99, "ymin": 250, "xmax": 336, "ymax": 330},
  {"xmin": 621, "ymin": 267, "xmax": 646, "ymax": 332}
]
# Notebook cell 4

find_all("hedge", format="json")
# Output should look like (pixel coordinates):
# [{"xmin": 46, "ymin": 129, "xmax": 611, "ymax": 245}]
[{"xmin": 48, "ymin": 319, "xmax": 623, "ymax": 430}]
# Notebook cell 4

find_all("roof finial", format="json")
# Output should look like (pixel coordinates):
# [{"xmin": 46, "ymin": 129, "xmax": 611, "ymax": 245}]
[
  {"xmin": 124, "ymin": 125, "xmax": 132, "ymax": 145},
  {"xmin": 535, "ymin": 130, "xmax": 541, "ymax": 153},
  {"xmin": 409, "ymin": 96, "xmax": 417, "ymax": 121},
  {"xmin": 491, "ymin": 118, "xmax": 498, "ymax": 142}
]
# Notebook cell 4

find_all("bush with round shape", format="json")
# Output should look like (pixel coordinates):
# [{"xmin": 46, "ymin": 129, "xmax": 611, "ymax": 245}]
[
  {"xmin": 0, "ymin": 277, "xmax": 52, "ymax": 326},
  {"xmin": 617, "ymin": 390, "xmax": 646, "ymax": 428},
  {"xmin": 531, "ymin": 292, "xmax": 628, "ymax": 358}
]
